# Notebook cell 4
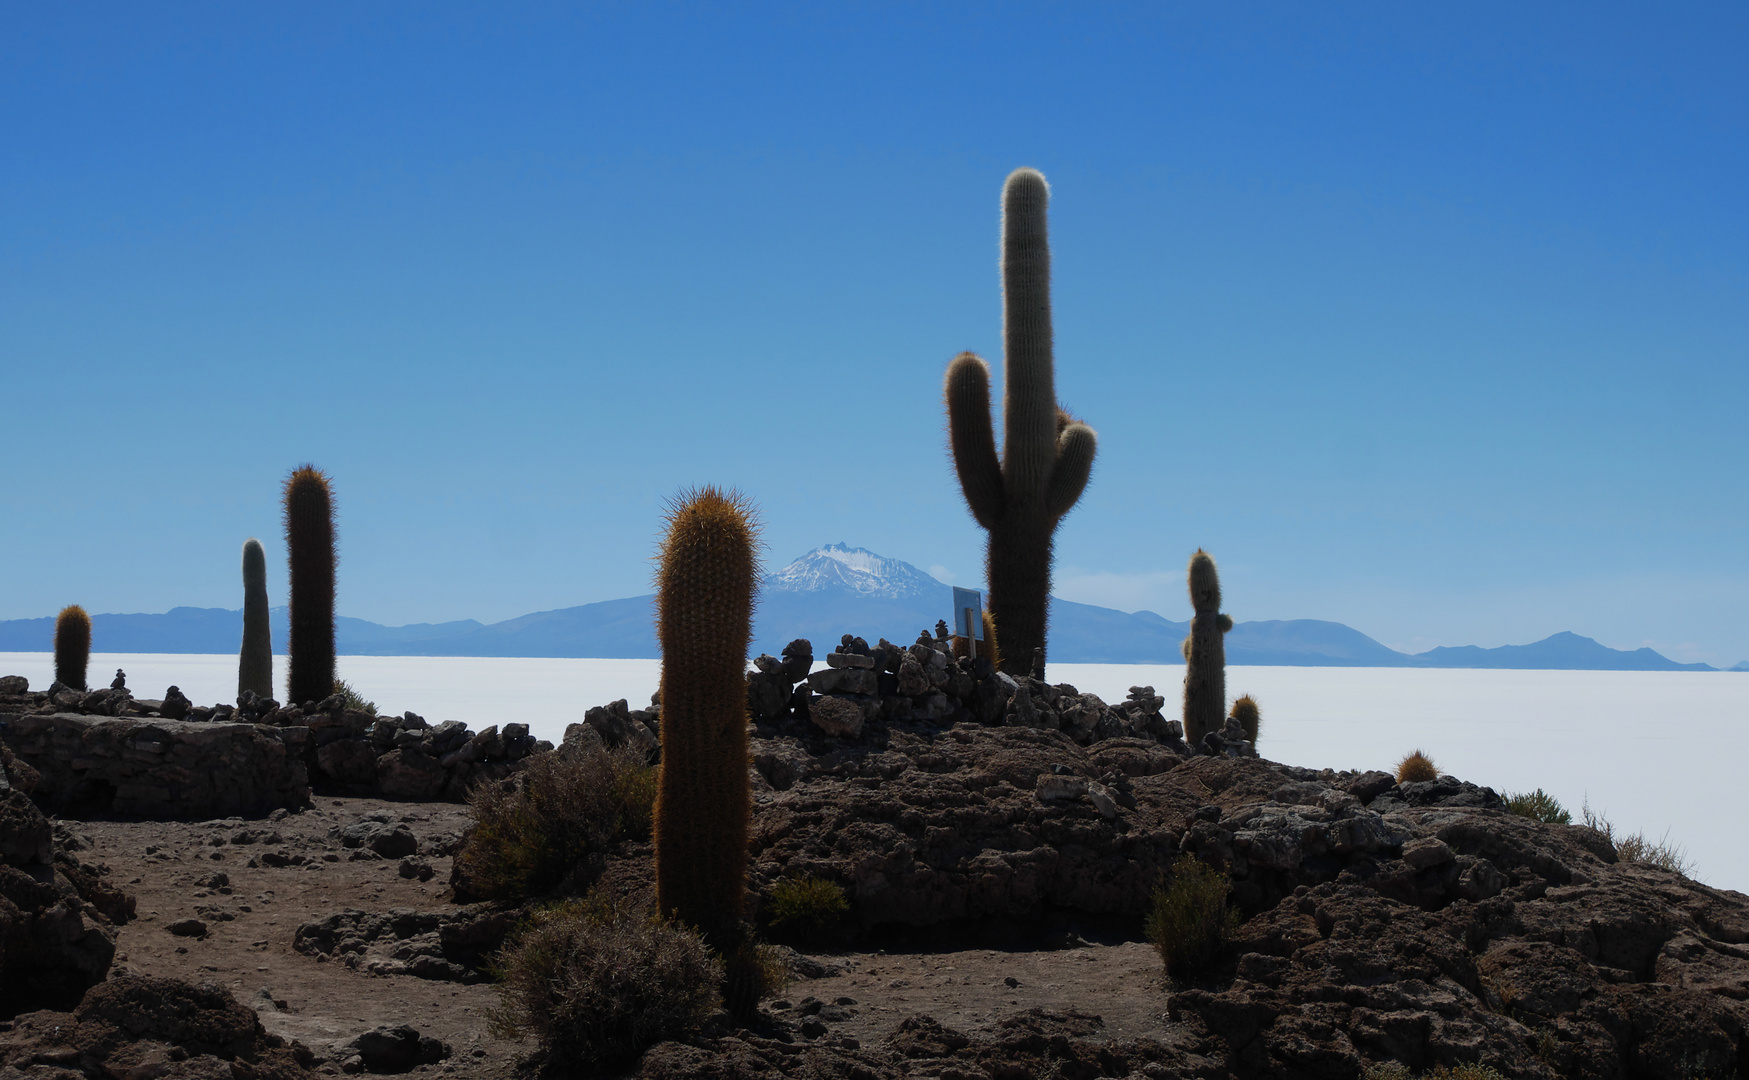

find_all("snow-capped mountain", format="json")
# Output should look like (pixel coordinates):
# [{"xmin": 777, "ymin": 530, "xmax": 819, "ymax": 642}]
[{"xmin": 763, "ymin": 543, "xmax": 947, "ymax": 600}]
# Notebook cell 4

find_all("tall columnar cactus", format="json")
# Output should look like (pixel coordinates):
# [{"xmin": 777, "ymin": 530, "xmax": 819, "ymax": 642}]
[
  {"xmin": 54, "ymin": 604, "xmax": 91, "ymax": 691},
  {"xmin": 652, "ymin": 487, "xmax": 759, "ymax": 970},
  {"xmin": 1181, "ymin": 549, "xmax": 1233, "ymax": 747},
  {"xmin": 945, "ymin": 168, "xmax": 1097, "ymax": 679},
  {"xmin": 238, "ymin": 538, "xmax": 274, "ymax": 701},
  {"xmin": 283, "ymin": 465, "xmax": 337, "ymax": 707}
]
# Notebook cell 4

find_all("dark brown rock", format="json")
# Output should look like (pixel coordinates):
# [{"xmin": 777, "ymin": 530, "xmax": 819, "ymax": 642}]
[
  {"xmin": 375, "ymin": 749, "xmax": 444, "ymax": 800},
  {"xmin": 317, "ymin": 739, "xmax": 380, "ymax": 787},
  {"xmin": 0, "ymin": 975, "xmax": 317, "ymax": 1080}
]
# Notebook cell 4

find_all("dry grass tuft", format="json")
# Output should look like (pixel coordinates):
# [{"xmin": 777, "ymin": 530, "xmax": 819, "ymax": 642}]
[
  {"xmin": 1503, "ymin": 788, "xmax": 1570, "ymax": 824},
  {"xmin": 1145, "ymin": 854, "xmax": 1241, "ymax": 981},
  {"xmin": 1581, "ymin": 796, "xmax": 1696, "ymax": 877},
  {"xmin": 488, "ymin": 899, "xmax": 720, "ymax": 1071},
  {"xmin": 455, "ymin": 746, "xmax": 656, "ymax": 901}
]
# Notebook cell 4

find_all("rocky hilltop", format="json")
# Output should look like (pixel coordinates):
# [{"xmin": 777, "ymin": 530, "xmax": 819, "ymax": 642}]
[{"xmin": 2, "ymin": 632, "xmax": 1746, "ymax": 1079}]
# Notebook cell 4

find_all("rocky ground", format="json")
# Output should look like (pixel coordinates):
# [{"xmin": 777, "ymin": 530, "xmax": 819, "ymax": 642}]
[{"xmin": 6, "ymin": 713, "xmax": 1749, "ymax": 1079}]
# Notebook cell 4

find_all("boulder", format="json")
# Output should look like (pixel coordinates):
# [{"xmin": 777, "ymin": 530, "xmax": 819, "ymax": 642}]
[
  {"xmin": 317, "ymin": 738, "xmax": 381, "ymax": 787},
  {"xmin": 343, "ymin": 1025, "xmax": 448, "ymax": 1073},
  {"xmin": 809, "ymin": 696, "xmax": 866, "ymax": 738},
  {"xmin": 0, "ymin": 975, "xmax": 317, "ymax": 1080},
  {"xmin": 159, "ymin": 686, "xmax": 191, "ymax": 721},
  {"xmin": 376, "ymin": 749, "xmax": 445, "ymax": 800}
]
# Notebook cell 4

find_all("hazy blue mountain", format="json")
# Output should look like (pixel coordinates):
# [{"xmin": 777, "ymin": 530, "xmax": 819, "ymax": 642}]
[
  {"xmin": 0, "ymin": 545, "xmax": 1719, "ymax": 671},
  {"xmin": 1232, "ymin": 620, "xmax": 1417, "ymax": 667},
  {"xmin": 1409, "ymin": 631, "xmax": 1716, "ymax": 671},
  {"xmin": 1731, "ymin": 661, "xmax": 1749, "ymax": 672}
]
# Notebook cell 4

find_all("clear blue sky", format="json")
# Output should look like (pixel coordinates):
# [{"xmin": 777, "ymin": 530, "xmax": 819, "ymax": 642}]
[{"xmin": 4, "ymin": 4, "xmax": 1745, "ymax": 664}]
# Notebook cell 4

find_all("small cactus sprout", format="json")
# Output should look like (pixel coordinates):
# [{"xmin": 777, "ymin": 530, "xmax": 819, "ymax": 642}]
[
  {"xmin": 1229, "ymin": 695, "xmax": 1261, "ymax": 747},
  {"xmin": 238, "ymin": 538, "xmax": 274, "ymax": 701},
  {"xmin": 283, "ymin": 465, "xmax": 337, "ymax": 707},
  {"xmin": 1181, "ymin": 550, "xmax": 1233, "ymax": 747},
  {"xmin": 1396, "ymin": 750, "xmax": 1439, "ymax": 784},
  {"xmin": 54, "ymin": 604, "xmax": 92, "ymax": 690},
  {"xmin": 944, "ymin": 168, "xmax": 1097, "ymax": 679}
]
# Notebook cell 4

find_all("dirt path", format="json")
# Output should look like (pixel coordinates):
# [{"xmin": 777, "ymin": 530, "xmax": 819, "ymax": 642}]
[
  {"xmin": 72, "ymin": 796, "xmax": 519, "ymax": 1077},
  {"xmin": 779, "ymin": 941, "xmax": 1171, "ymax": 1047},
  {"xmin": 64, "ymin": 796, "xmax": 1179, "ymax": 1076}
]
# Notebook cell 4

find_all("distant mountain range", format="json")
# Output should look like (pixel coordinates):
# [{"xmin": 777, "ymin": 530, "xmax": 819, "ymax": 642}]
[{"xmin": 0, "ymin": 543, "xmax": 1734, "ymax": 672}]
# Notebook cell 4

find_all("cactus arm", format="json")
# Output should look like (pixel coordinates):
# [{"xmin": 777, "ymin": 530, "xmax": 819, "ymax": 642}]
[
  {"xmin": 1000, "ymin": 167, "xmax": 1057, "ymax": 496},
  {"xmin": 1218, "ymin": 613, "xmax": 1233, "ymax": 633},
  {"xmin": 945, "ymin": 352, "xmax": 1005, "ymax": 528},
  {"xmin": 1045, "ymin": 421, "xmax": 1097, "ymax": 520}
]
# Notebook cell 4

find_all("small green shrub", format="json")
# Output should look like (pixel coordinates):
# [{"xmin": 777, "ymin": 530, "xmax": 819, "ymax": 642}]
[
  {"xmin": 333, "ymin": 678, "xmax": 376, "ymax": 716},
  {"xmin": 1581, "ymin": 796, "xmax": 1696, "ymax": 877},
  {"xmin": 1503, "ymin": 788, "xmax": 1570, "ymax": 824},
  {"xmin": 765, "ymin": 876, "xmax": 849, "ymax": 943},
  {"xmin": 1145, "ymin": 854, "xmax": 1241, "ymax": 980},
  {"xmin": 488, "ymin": 900, "xmax": 721, "ymax": 1071},
  {"xmin": 1396, "ymin": 749, "xmax": 1439, "ymax": 784},
  {"xmin": 456, "ymin": 746, "xmax": 656, "ymax": 901}
]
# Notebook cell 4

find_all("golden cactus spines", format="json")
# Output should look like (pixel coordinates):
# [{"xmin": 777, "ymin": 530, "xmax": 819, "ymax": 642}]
[
  {"xmin": 54, "ymin": 604, "xmax": 92, "ymax": 691},
  {"xmin": 1397, "ymin": 749, "xmax": 1439, "ymax": 784},
  {"xmin": 1228, "ymin": 695, "xmax": 1261, "ymax": 747},
  {"xmin": 653, "ymin": 487, "xmax": 760, "ymax": 959},
  {"xmin": 1181, "ymin": 549, "xmax": 1233, "ymax": 748}
]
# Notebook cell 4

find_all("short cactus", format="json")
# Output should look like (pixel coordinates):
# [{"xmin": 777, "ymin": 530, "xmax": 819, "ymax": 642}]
[
  {"xmin": 1396, "ymin": 749, "xmax": 1439, "ymax": 784},
  {"xmin": 238, "ymin": 538, "xmax": 273, "ymax": 701},
  {"xmin": 1181, "ymin": 550, "xmax": 1233, "ymax": 747},
  {"xmin": 283, "ymin": 465, "xmax": 337, "ymax": 707},
  {"xmin": 1229, "ymin": 695, "xmax": 1261, "ymax": 747},
  {"xmin": 950, "ymin": 610, "xmax": 1002, "ymax": 671},
  {"xmin": 54, "ymin": 604, "xmax": 91, "ymax": 691},
  {"xmin": 944, "ymin": 168, "xmax": 1097, "ymax": 679},
  {"xmin": 651, "ymin": 488, "xmax": 760, "ymax": 1013}
]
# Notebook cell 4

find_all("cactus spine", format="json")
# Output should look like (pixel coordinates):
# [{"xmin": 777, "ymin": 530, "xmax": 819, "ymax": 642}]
[
  {"xmin": 239, "ymin": 538, "xmax": 274, "ymax": 701},
  {"xmin": 282, "ymin": 465, "xmax": 336, "ymax": 707},
  {"xmin": 945, "ymin": 167, "xmax": 1097, "ymax": 679},
  {"xmin": 1181, "ymin": 549, "xmax": 1232, "ymax": 747},
  {"xmin": 54, "ymin": 604, "xmax": 91, "ymax": 690},
  {"xmin": 1229, "ymin": 694, "xmax": 1261, "ymax": 747},
  {"xmin": 652, "ymin": 487, "xmax": 759, "ymax": 1009}
]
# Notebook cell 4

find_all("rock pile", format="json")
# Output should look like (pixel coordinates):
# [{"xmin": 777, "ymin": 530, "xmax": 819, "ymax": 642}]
[
  {"xmin": 741, "ymin": 723, "xmax": 1749, "ymax": 1080},
  {"xmin": 291, "ymin": 905, "xmax": 514, "ymax": 983},
  {"xmin": 0, "ymin": 744, "xmax": 135, "ymax": 1018},
  {"xmin": 744, "ymin": 632, "xmax": 1252, "ymax": 758},
  {"xmin": 0, "ymin": 975, "xmax": 318, "ymax": 1080}
]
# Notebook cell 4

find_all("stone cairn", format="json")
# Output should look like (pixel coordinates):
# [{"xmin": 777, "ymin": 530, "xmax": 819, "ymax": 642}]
[{"xmin": 741, "ymin": 626, "xmax": 1257, "ymax": 757}]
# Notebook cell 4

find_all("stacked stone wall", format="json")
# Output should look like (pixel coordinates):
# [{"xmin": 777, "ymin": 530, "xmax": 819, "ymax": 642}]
[{"xmin": 0, "ymin": 712, "xmax": 309, "ymax": 818}]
